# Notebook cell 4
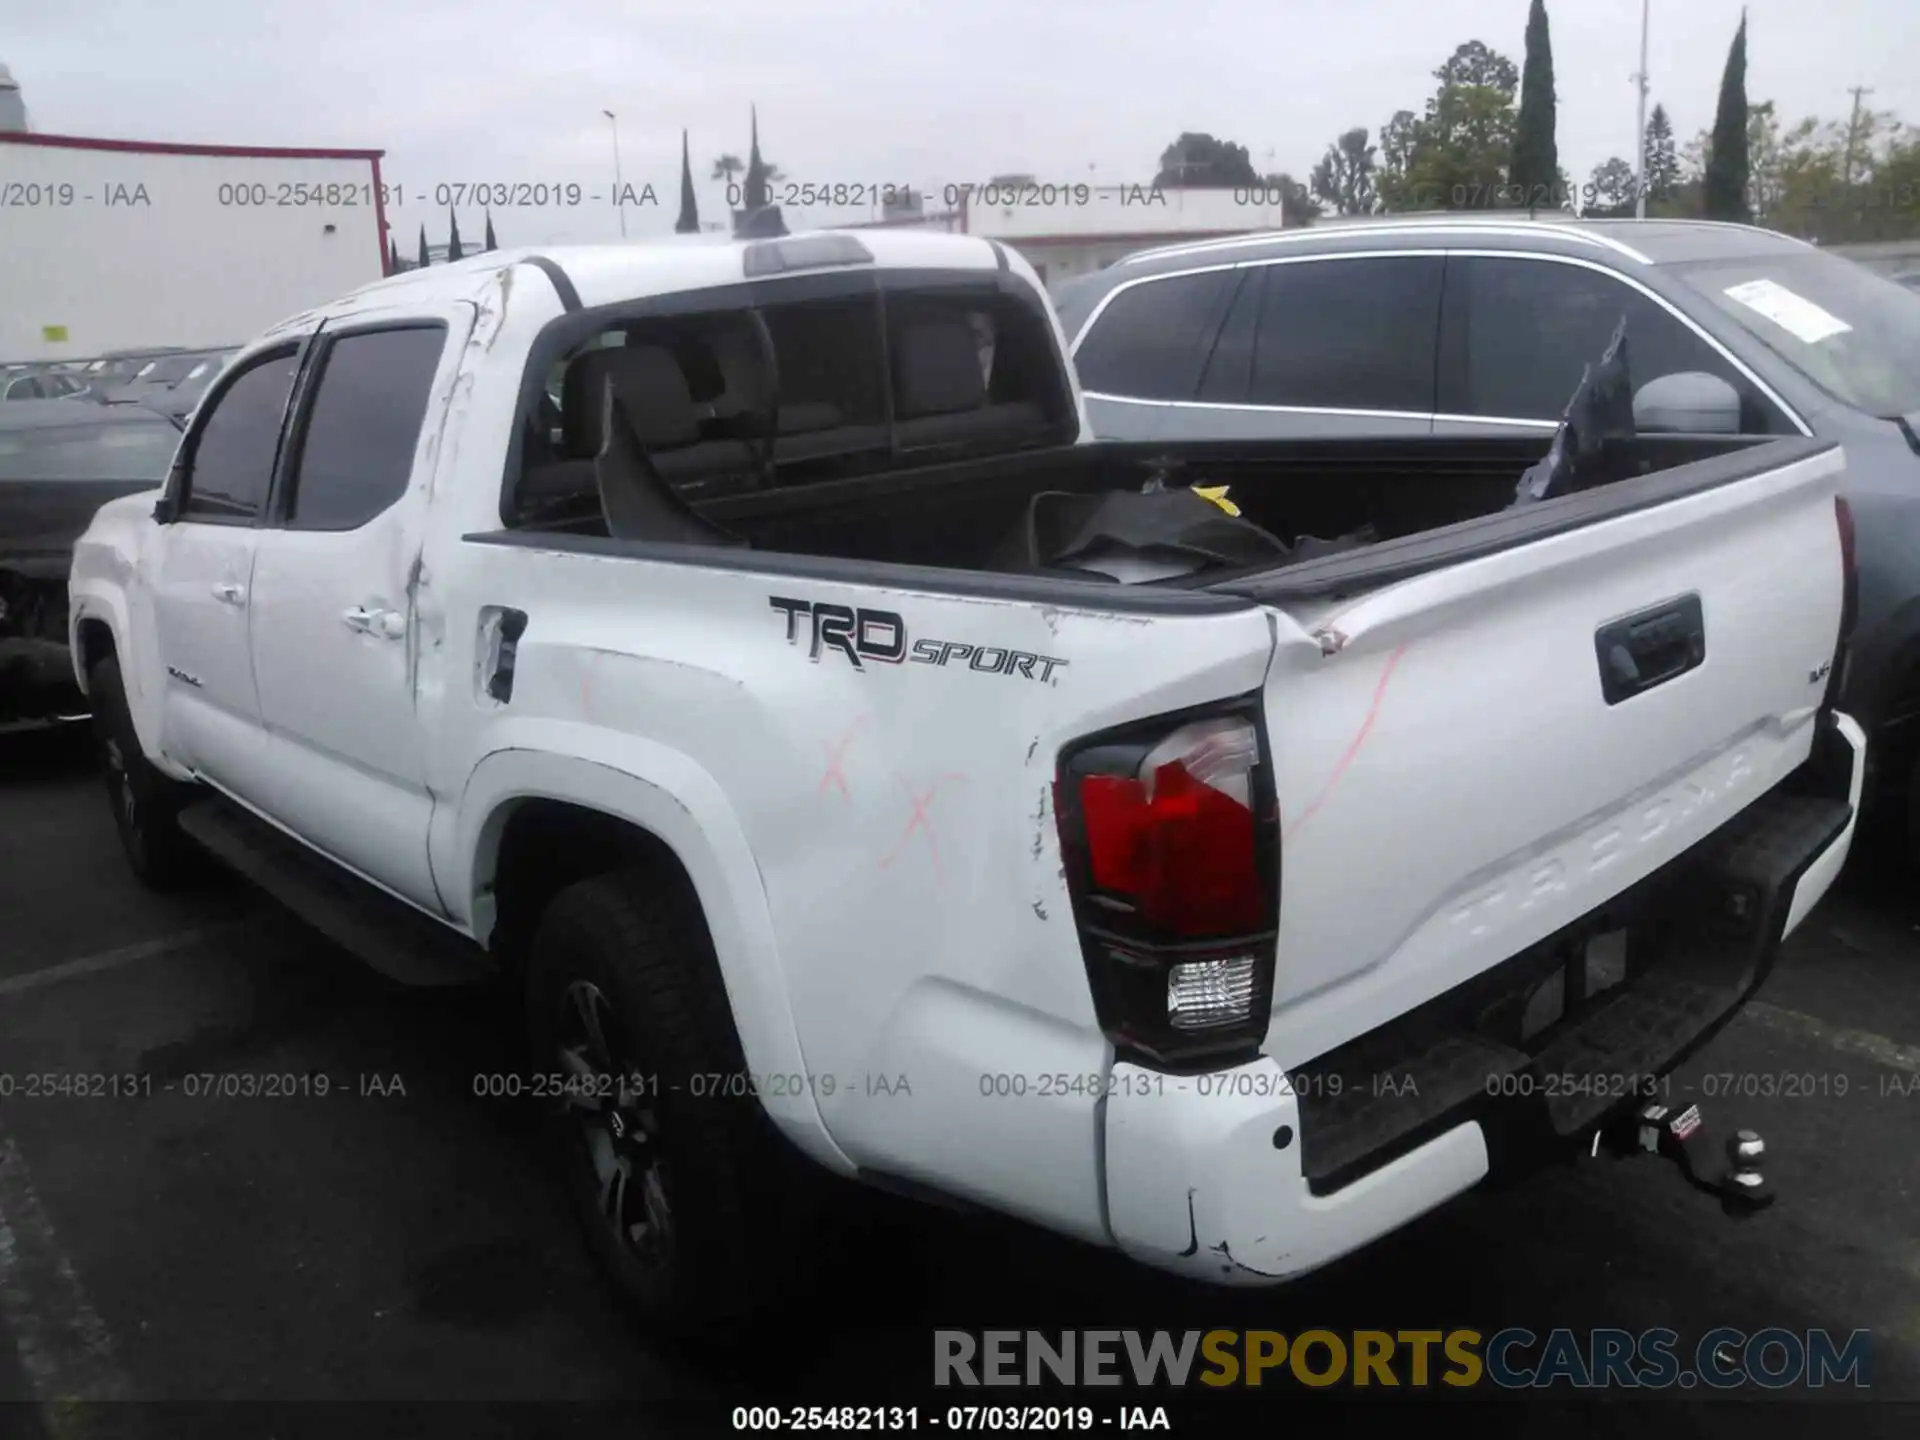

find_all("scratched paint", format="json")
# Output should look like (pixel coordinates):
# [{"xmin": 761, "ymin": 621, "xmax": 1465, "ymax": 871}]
[
  {"xmin": 819, "ymin": 714, "xmax": 872, "ymax": 801},
  {"xmin": 879, "ymin": 772, "xmax": 968, "ymax": 880},
  {"xmin": 1284, "ymin": 643, "xmax": 1409, "ymax": 843}
]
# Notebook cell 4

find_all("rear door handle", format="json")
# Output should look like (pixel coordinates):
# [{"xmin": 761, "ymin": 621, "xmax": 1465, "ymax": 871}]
[
  {"xmin": 1596, "ymin": 594, "xmax": 1706, "ymax": 705},
  {"xmin": 212, "ymin": 582, "xmax": 245, "ymax": 606}
]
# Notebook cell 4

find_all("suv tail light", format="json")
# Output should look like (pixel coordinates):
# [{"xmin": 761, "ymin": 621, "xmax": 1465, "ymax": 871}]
[{"xmin": 1054, "ymin": 700, "xmax": 1279, "ymax": 1065}]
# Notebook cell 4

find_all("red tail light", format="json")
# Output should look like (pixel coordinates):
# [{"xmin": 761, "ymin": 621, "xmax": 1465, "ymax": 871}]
[
  {"xmin": 1835, "ymin": 494, "xmax": 1858, "ymax": 643},
  {"xmin": 1055, "ymin": 703, "xmax": 1279, "ymax": 1065}
]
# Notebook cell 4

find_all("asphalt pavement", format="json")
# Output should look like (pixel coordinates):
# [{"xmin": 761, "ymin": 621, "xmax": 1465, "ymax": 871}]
[{"xmin": 2, "ymin": 721, "xmax": 1919, "ymax": 1437}]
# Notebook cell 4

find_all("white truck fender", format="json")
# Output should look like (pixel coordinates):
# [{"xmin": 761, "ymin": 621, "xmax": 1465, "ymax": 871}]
[{"xmin": 445, "ymin": 725, "xmax": 855, "ymax": 1175}]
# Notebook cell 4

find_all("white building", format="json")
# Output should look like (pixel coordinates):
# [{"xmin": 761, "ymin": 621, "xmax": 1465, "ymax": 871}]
[
  {"xmin": 853, "ymin": 184, "xmax": 1284, "ymax": 291},
  {"xmin": 0, "ymin": 131, "xmax": 389, "ymax": 360}
]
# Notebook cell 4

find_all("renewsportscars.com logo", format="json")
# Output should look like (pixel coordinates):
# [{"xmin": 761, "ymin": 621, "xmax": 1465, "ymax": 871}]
[{"xmin": 933, "ymin": 1328, "xmax": 1871, "ymax": 1390}]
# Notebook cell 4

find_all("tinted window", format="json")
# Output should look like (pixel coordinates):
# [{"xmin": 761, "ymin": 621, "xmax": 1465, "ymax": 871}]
[
  {"xmin": 0, "ymin": 420, "xmax": 180, "ymax": 482},
  {"xmin": 1442, "ymin": 256, "xmax": 1791, "ymax": 430},
  {"xmin": 286, "ymin": 326, "xmax": 445, "ymax": 530},
  {"xmin": 1247, "ymin": 255, "xmax": 1443, "ymax": 412},
  {"xmin": 1196, "ymin": 269, "xmax": 1263, "ymax": 402},
  {"xmin": 1073, "ymin": 270, "xmax": 1232, "ymax": 401},
  {"xmin": 184, "ymin": 350, "xmax": 297, "ymax": 520}
]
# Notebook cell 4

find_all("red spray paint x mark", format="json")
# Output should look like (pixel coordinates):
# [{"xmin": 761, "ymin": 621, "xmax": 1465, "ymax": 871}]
[
  {"xmin": 820, "ymin": 715, "xmax": 872, "ymax": 800},
  {"xmin": 1284, "ymin": 642, "xmax": 1409, "ymax": 843},
  {"xmin": 880, "ymin": 772, "xmax": 968, "ymax": 880}
]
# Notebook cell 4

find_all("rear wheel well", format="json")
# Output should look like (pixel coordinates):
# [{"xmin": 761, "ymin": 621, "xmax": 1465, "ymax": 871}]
[
  {"xmin": 484, "ymin": 799, "xmax": 700, "ymax": 972},
  {"xmin": 76, "ymin": 617, "xmax": 116, "ymax": 678}
]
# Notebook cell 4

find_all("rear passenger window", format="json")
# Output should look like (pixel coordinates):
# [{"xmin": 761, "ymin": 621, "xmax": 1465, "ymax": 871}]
[
  {"xmin": 1246, "ymin": 255, "xmax": 1443, "ymax": 413},
  {"xmin": 183, "ymin": 349, "xmax": 298, "ymax": 521},
  {"xmin": 285, "ymin": 326, "xmax": 446, "ymax": 530},
  {"xmin": 1073, "ymin": 270, "xmax": 1233, "ymax": 401},
  {"xmin": 1440, "ymin": 256, "xmax": 1792, "ymax": 431}
]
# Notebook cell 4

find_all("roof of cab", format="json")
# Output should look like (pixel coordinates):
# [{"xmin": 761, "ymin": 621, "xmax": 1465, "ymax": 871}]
[
  {"xmin": 323, "ymin": 228, "xmax": 1009, "ymax": 318},
  {"xmin": 1111, "ymin": 213, "xmax": 1814, "ymax": 278}
]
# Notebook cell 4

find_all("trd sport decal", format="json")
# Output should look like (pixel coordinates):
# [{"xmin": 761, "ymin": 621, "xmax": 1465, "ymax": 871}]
[{"xmin": 769, "ymin": 596, "xmax": 1068, "ymax": 682}]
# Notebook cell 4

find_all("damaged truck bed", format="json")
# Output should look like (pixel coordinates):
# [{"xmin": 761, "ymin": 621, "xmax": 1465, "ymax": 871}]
[{"xmin": 68, "ymin": 232, "xmax": 1865, "ymax": 1333}]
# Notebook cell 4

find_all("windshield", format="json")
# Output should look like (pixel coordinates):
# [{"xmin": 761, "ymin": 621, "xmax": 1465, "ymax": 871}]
[{"xmin": 1669, "ymin": 251, "xmax": 1920, "ymax": 419}]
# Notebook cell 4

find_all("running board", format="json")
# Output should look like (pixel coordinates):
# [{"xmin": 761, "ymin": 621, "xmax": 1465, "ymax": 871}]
[{"xmin": 176, "ymin": 798, "xmax": 494, "ymax": 988}]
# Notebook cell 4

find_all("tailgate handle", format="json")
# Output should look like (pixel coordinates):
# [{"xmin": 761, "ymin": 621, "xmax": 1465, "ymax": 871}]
[{"xmin": 1596, "ymin": 594, "xmax": 1705, "ymax": 705}]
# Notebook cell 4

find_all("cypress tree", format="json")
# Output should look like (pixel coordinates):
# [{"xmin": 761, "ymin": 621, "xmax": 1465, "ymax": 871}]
[
  {"xmin": 447, "ymin": 208, "xmax": 464, "ymax": 262},
  {"xmin": 1704, "ymin": 11, "xmax": 1751, "ymax": 221},
  {"xmin": 484, "ymin": 210, "xmax": 497, "ymax": 251},
  {"xmin": 1510, "ymin": 0, "xmax": 1560, "ymax": 208},
  {"xmin": 675, "ymin": 129, "xmax": 700, "ymax": 233},
  {"xmin": 744, "ymin": 105, "xmax": 769, "ymax": 211},
  {"xmin": 416, "ymin": 224, "xmax": 429, "ymax": 268}
]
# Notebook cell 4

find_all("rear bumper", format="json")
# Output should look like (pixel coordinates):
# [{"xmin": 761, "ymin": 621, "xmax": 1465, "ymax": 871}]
[{"xmin": 1102, "ymin": 711, "xmax": 1863, "ymax": 1286}]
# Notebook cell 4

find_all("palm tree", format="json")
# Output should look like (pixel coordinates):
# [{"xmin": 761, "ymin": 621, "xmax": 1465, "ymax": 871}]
[{"xmin": 711, "ymin": 154, "xmax": 744, "ymax": 184}]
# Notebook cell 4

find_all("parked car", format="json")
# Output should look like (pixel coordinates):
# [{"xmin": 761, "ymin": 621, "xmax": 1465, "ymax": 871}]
[
  {"xmin": 70, "ymin": 234, "xmax": 1858, "ymax": 1335},
  {"xmin": 96, "ymin": 348, "xmax": 235, "ymax": 406},
  {"xmin": 1, "ymin": 400, "xmax": 182, "ymax": 723},
  {"xmin": 1, "ymin": 364, "xmax": 89, "ymax": 401},
  {"xmin": 1056, "ymin": 215, "xmax": 1920, "ymax": 860}
]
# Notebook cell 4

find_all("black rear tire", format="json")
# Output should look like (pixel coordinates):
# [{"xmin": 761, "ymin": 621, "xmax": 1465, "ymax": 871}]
[
  {"xmin": 89, "ymin": 655, "xmax": 200, "ymax": 890},
  {"xmin": 524, "ymin": 867, "xmax": 826, "ymax": 1339}
]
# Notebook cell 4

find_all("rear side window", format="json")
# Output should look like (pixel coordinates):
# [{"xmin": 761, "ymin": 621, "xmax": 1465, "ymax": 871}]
[
  {"xmin": 183, "ymin": 349, "xmax": 298, "ymax": 521},
  {"xmin": 1073, "ymin": 270, "xmax": 1233, "ymax": 401},
  {"xmin": 1246, "ymin": 255, "xmax": 1444, "ymax": 413},
  {"xmin": 1440, "ymin": 256, "xmax": 1792, "ymax": 431},
  {"xmin": 285, "ymin": 326, "xmax": 446, "ymax": 530}
]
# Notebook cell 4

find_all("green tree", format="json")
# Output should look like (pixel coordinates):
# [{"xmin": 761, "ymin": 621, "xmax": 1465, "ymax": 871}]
[
  {"xmin": 1153, "ymin": 132, "xmax": 1260, "ymax": 188},
  {"xmin": 1261, "ymin": 172, "xmax": 1320, "ymax": 225},
  {"xmin": 675, "ymin": 129, "xmax": 700, "ymax": 234},
  {"xmin": 1643, "ymin": 103, "xmax": 1681, "ymax": 203},
  {"xmin": 1377, "ymin": 109, "xmax": 1424, "ymax": 210},
  {"xmin": 446, "ymin": 208, "xmax": 464, "ymax": 262},
  {"xmin": 743, "ymin": 105, "xmax": 771, "ymax": 210},
  {"xmin": 1510, "ymin": 0, "xmax": 1560, "ymax": 206},
  {"xmin": 1585, "ymin": 156, "xmax": 1638, "ymax": 216},
  {"xmin": 386, "ymin": 234, "xmax": 399, "ymax": 275},
  {"xmin": 1704, "ymin": 11, "xmax": 1751, "ymax": 221},
  {"xmin": 483, "ymin": 210, "xmax": 497, "ymax": 251},
  {"xmin": 416, "ymin": 224, "xmax": 429, "ymax": 269},
  {"xmin": 711, "ymin": 153, "xmax": 744, "ymax": 185},
  {"xmin": 1310, "ymin": 126, "xmax": 1379, "ymax": 215}
]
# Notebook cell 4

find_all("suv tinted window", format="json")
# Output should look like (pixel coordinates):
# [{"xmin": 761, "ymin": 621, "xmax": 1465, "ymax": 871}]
[
  {"xmin": 286, "ymin": 326, "xmax": 445, "ymax": 530},
  {"xmin": 1244, "ymin": 255, "xmax": 1443, "ymax": 412},
  {"xmin": 1441, "ymin": 256, "xmax": 1792, "ymax": 430},
  {"xmin": 184, "ymin": 349, "xmax": 298, "ymax": 520},
  {"xmin": 1073, "ymin": 270, "xmax": 1232, "ymax": 401}
]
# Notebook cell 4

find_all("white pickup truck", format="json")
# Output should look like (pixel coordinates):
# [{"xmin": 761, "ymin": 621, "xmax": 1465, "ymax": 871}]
[{"xmin": 69, "ymin": 229, "xmax": 1865, "ymax": 1332}]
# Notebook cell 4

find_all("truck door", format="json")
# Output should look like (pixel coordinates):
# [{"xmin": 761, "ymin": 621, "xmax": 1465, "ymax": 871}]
[
  {"xmin": 148, "ymin": 345, "xmax": 301, "ymax": 792},
  {"xmin": 242, "ymin": 302, "xmax": 475, "ymax": 915}
]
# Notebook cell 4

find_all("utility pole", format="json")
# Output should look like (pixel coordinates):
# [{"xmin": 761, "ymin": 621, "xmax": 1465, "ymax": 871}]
[
  {"xmin": 1842, "ymin": 85, "xmax": 1874, "ymax": 188},
  {"xmin": 602, "ymin": 109, "xmax": 628, "ymax": 239},
  {"xmin": 1631, "ymin": 0, "xmax": 1651, "ymax": 219}
]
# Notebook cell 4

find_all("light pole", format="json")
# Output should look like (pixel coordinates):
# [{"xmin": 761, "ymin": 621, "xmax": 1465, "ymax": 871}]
[
  {"xmin": 603, "ymin": 108, "xmax": 627, "ymax": 238},
  {"xmin": 1631, "ymin": 0, "xmax": 1651, "ymax": 219}
]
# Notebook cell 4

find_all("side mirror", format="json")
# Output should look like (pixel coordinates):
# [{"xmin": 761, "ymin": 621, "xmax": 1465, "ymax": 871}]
[{"xmin": 1633, "ymin": 371, "xmax": 1742, "ymax": 435}]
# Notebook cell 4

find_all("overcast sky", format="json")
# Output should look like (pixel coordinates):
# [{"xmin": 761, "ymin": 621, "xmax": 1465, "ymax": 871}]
[{"xmin": 5, "ymin": 0, "xmax": 1916, "ymax": 246}]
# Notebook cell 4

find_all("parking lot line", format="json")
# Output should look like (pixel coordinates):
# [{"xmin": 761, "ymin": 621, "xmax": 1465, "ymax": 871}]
[
  {"xmin": 1742, "ymin": 1000, "xmax": 1920, "ymax": 1074},
  {"xmin": 0, "ymin": 1138, "xmax": 130, "ymax": 1403},
  {"xmin": 0, "ymin": 924, "xmax": 247, "ymax": 1001}
]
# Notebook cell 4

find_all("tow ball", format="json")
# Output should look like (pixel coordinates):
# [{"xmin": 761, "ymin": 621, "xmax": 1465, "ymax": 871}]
[{"xmin": 1596, "ymin": 1101, "xmax": 1775, "ymax": 1213}]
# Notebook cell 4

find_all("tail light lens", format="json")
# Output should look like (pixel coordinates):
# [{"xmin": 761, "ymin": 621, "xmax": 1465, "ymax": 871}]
[{"xmin": 1055, "ymin": 701, "xmax": 1279, "ymax": 1065}]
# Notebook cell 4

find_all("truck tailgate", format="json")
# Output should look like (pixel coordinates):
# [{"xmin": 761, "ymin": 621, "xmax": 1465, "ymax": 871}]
[{"xmin": 1257, "ymin": 440, "xmax": 1847, "ymax": 1068}]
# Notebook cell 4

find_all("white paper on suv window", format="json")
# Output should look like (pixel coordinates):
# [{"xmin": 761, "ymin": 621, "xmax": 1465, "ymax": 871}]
[{"xmin": 1723, "ymin": 278, "xmax": 1853, "ymax": 344}]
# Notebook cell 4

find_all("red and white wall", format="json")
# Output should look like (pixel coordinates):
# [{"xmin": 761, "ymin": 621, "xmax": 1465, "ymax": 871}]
[{"xmin": 0, "ymin": 134, "xmax": 389, "ymax": 361}]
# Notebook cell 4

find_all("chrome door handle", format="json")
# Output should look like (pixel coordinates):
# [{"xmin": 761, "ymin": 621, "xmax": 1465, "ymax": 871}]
[{"xmin": 212, "ymin": 582, "xmax": 245, "ymax": 606}]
